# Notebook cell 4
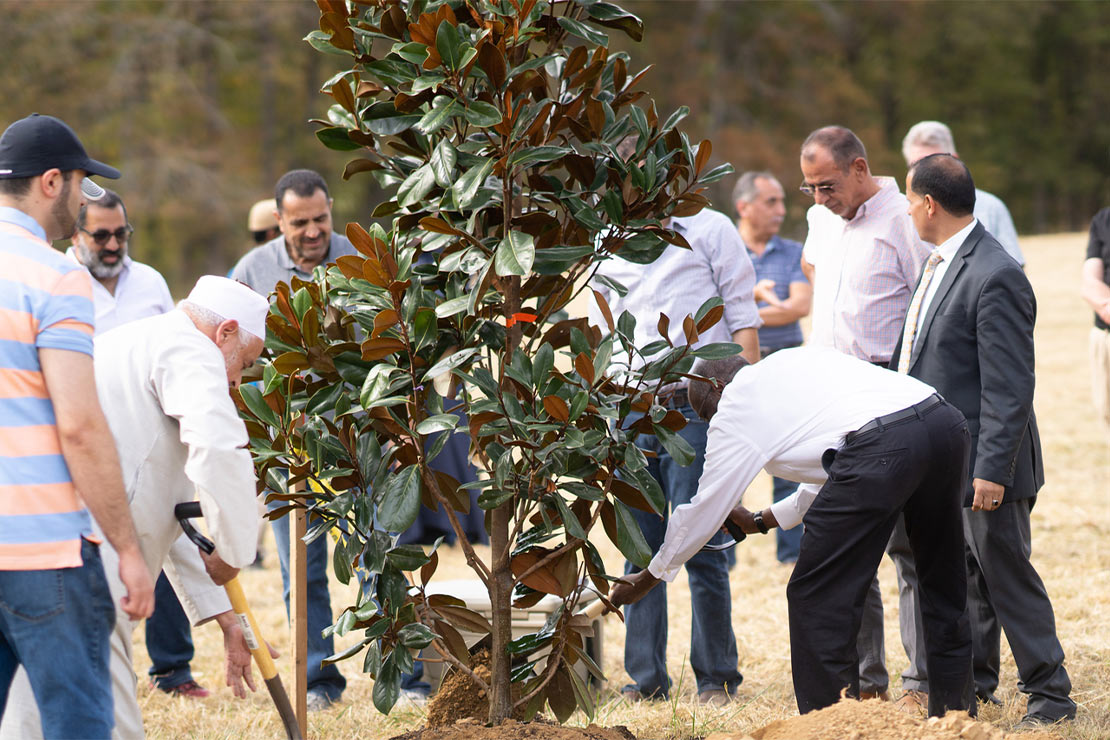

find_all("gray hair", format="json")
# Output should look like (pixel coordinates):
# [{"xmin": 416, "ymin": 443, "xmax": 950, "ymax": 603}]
[
  {"xmin": 688, "ymin": 356, "xmax": 750, "ymax": 421},
  {"xmin": 902, "ymin": 121, "xmax": 957, "ymax": 162},
  {"xmin": 801, "ymin": 126, "xmax": 867, "ymax": 171},
  {"xmin": 179, "ymin": 300, "xmax": 253, "ymax": 344},
  {"xmin": 732, "ymin": 171, "xmax": 778, "ymax": 206}
]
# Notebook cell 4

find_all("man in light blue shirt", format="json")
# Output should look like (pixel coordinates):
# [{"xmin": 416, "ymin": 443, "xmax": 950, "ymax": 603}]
[{"xmin": 902, "ymin": 121, "xmax": 1024, "ymax": 267}]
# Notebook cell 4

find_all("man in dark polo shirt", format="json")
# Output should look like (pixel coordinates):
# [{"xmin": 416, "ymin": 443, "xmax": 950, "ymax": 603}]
[
  {"xmin": 733, "ymin": 170, "xmax": 811, "ymax": 563},
  {"xmin": 1082, "ymin": 207, "xmax": 1110, "ymax": 440}
]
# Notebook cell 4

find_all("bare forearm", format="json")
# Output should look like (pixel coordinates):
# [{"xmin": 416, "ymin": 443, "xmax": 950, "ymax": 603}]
[
  {"xmin": 732, "ymin": 328, "xmax": 760, "ymax": 363},
  {"xmin": 759, "ymin": 303, "xmax": 806, "ymax": 327},
  {"xmin": 1081, "ymin": 259, "xmax": 1110, "ymax": 319}
]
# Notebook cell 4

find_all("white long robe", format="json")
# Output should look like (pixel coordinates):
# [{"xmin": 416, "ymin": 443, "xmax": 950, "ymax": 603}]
[{"xmin": 1, "ymin": 310, "xmax": 261, "ymax": 739}]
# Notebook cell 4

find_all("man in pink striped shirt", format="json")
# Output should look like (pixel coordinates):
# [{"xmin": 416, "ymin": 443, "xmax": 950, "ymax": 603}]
[
  {"xmin": 801, "ymin": 127, "xmax": 931, "ymax": 364},
  {"xmin": 797, "ymin": 126, "xmax": 932, "ymax": 704}
]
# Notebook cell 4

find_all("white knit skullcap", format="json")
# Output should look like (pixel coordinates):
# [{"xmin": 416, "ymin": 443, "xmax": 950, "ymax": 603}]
[{"xmin": 186, "ymin": 275, "xmax": 269, "ymax": 340}]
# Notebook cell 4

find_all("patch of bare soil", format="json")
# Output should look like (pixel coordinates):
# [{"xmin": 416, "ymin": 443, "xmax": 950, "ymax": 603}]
[
  {"xmin": 707, "ymin": 698, "xmax": 1066, "ymax": 740},
  {"xmin": 389, "ymin": 718, "xmax": 636, "ymax": 740}
]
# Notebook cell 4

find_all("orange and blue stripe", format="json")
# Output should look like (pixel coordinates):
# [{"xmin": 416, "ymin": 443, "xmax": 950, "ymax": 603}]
[{"xmin": 0, "ymin": 209, "xmax": 95, "ymax": 570}]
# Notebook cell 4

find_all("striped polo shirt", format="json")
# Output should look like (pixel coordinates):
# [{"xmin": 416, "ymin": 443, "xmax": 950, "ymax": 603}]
[{"xmin": 0, "ymin": 206, "xmax": 95, "ymax": 570}]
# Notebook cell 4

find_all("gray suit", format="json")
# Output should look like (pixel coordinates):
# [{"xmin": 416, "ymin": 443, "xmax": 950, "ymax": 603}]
[{"xmin": 887, "ymin": 223, "xmax": 1074, "ymax": 720}]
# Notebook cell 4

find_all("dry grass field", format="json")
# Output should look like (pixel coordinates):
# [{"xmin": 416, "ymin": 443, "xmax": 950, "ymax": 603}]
[{"xmin": 136, "ymin": 231, "xmax": 1109, "ymax": 739}]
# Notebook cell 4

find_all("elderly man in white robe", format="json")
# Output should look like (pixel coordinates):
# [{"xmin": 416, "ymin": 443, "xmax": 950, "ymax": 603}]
[{"xmin": 1, "ymin": 276, "xmax": 271, "ymax": 740}]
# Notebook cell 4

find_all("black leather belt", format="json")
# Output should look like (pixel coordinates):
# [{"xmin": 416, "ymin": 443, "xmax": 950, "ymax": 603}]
[{"xmin": 845, "ymin": 393, "xmax": 944, "ymax": 443}]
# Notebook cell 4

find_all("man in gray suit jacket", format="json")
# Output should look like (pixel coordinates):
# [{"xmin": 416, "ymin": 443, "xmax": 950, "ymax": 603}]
[{"xmin": 889, "ymin": 154, "xmax": 1075, "ymax": 727}]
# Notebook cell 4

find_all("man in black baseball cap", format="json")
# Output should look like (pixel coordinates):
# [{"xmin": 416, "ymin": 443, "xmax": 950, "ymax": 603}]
[
  {"xmin": 0, "ymin": 113, "xmax": 121, "ymax": 238},
  {"xmin": 0, "ymin": 113, "xmax": 153, "ymax": 738}
]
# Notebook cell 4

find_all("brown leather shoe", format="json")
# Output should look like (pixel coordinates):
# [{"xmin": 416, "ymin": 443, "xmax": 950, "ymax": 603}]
[
  {"xmin": 859, "ymin": 689, "xmax": 891, "ymax": 701},
  {"xmin": 894, "ymin": 689, "xmax": 928, "ymax": 715},
  {"xmin": 697, "ymin": 689, "xmax": 732, "ymax": 706}
]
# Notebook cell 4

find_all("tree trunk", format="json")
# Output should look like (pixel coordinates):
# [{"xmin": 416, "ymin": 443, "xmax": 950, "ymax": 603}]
[{"xmin": 487, "ymin": 504, "xmax": 514, "ymax": 723}]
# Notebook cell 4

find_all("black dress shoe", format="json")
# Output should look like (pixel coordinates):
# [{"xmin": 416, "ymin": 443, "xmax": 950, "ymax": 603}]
[
  {"xmin": 976, "ymin": 690, "xmax": 1002, "ymax": 706},
  {"xmin": 1017, "ymin": 711, "xmax": 1075, "ymax": 728}
]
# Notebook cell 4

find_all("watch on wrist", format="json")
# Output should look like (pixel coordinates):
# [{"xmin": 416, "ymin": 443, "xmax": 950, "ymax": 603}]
[{"xmin": 753, "ymin": 509, "xmax": 769, "ymax": 534}]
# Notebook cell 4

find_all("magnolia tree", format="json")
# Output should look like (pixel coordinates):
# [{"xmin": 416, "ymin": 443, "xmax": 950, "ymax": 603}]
[{"xmin": 237, "ymin": 0, "xmax": 736, "ymax": 725}]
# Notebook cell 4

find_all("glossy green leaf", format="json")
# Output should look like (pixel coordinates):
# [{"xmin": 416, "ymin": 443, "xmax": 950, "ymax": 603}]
[
  {"xmin": 507, "ymin": 146, "xmax": 570, "ymax": 169},
  {"xmin": 239, "ymin": 384, "xmax": 280, "ymax": 429},
  {"xmin": 452, "ymin": 159, "xmax": 493, "ymax": 208},
  {"xmin": 412, "ymin": 307, "xmax": 437, "ymax": 350},
  {"xmin": 371, "ymin": 653, "xmax": 400, "ymax": 713},
  {"xmin": 397, "ymin": 623, "xmax": 436, "ymax": 650},
  {"xmin": 690, "ymin": 342, "xmax": 743, "ymax": 360},
  {"xmin": 429, "ymin": 138, "xmax": 457, "ymax": 187},
  {"xmin": 397, "ymin": 164, "xmax": 436, "ymax": 207},
  {"xmin": 494, "ymin": 230, "xmax": 535, "ymax": 276},
  {"xmin": 613, "ymin": 499, "xmax": 652, "ymax": 567},
  {"xmin": 377, "ymin": 466, "xmax": 422, "ymax": 532},
  {"xmin": 423, "ymin": 347, "xmax": 479, "ymax": 381},
  {"xmin": 316, "ymin": 126, "xmax": 360, "ymax": 151},
  {"xmin": 557, "ymin": 16, "xmax": 609, "ymax": 47},
  {"xmin": 416, "ymin": 95, "xmax": 459, "ymax": 135},
  {"xmin": 416, "ymin": 414, "xmax": 460, "ymax": 435},
  {"xmin": 463, "ymin": 101, "xmax": 502, "ymax": 127},
  {"xmin": 435, "ymin": 19, "xmax": 462, "ymax": 70},
  {"xmin": 435, "ymin": 295, "xmax": 470, "ymax": 318},
  {"xmin": 386, "ymin": 543, "xmax": 430, "ymax": 571}
]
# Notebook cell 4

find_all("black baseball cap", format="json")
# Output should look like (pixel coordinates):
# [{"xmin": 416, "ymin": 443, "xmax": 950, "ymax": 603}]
[{"xmin": 0, "ymin": 114, "xmax": 120, "ymax": 180}]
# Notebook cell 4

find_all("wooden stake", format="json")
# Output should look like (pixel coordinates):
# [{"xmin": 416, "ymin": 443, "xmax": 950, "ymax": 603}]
[{"xmin": 291, "ymin": 503, "xmax": 308, "ymax": 738}]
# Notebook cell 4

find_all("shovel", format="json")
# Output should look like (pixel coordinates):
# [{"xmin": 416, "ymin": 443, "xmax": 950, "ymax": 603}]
[{"xmin": 174, "ymin": 502, "xmax": 303, "ymax": 740}]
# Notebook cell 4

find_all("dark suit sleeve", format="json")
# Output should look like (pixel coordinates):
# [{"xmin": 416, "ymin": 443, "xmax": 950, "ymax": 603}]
[{"xmin": 973, "ymin": 266, "xmax": 1036, "ymax": 485}]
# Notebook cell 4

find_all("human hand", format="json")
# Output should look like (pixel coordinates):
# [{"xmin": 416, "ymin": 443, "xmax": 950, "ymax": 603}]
[
  {"xmin": 725, "ymin": 504, "xmax": 759, "ymax": 535},
  {"xmin": 116, "ymin": 547, "xmax": 154, "ymax": 620},
  {"xmin": 200, "ymin": 549, "xmax": 240, "ymax": 586},
  {"xmin": 609, "ymin": 570, "xmax": 661, "ymax": 608},
  {"xmin": 1097, "ymin": 298, "xmax": 1110, "ymax": 326},
  {"xmin": 971, "ymin": 478, "xmax": 1005, "ymax": 512},
  {"xmin": 753, "ymin": 279, "xmax": 782, "ymax": 306},
  {"xmin": 216, "ymin": 611, "xmax": 279, "ymax": 699}
]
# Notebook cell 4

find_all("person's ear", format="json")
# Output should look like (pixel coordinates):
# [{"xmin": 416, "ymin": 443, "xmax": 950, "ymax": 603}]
[{"xmin": 215, "ymin": 319, "xmax": 240, "ymax": 347}]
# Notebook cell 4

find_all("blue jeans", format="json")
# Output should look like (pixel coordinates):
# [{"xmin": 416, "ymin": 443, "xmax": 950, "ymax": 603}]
[
  {"xmin": 0, "ymin": 540, "xmax": 115, "ymax": 739},
  {"xmin": 269, "ymin": 500, "xmax": 346, "ymax": 701},
  {"xmin": 146, "ymin": 571, "xmax": 196, "ymax": 690},
  {"xmin": 772, "ymin": 476, "xmax": 802, "ymax": 563},
  {"xmin": 623, "ymin": 404, "xmax": 743, "ymax": 697}
]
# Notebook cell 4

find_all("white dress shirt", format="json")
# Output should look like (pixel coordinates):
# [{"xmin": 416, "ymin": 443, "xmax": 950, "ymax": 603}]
[
  {"xmin": 591, "ymin": 208, "xmax": 761, "ymax": 375},
  {"xmin": 910, "ymin": 219, "xmax": 978, "ymax": 343},
  {"xmin": 94, "ymin": 311, "xmax": 260, "ymax": 601},
  {"xmin": 647, "ymin": 347, "xmax": 935, "ymax": 581},
  {"xmin": 66, "ymin": 249, "xmax": 174, "ymax": 334},
  {"xmin": 802, "ymin": 177, "xmax": 932, "ymax": 363}
]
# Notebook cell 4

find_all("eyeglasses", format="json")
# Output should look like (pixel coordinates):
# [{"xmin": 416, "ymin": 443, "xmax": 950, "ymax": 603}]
[
  {"xmin": 79, "ymin": 225, "xmax": 133, "ymax": 246},
  {"xmin": 798, "ymin": 182, "xmax": 837, "ymax": 197}
]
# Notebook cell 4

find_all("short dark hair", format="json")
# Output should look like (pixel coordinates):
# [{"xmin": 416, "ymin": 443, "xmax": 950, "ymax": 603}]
[
  {"xmin": 275, "ymin": 169, "xmax": 328, "ymax": 212},
  {"xmin": 908, "ymin": 154, "xmax": 976, "ymax": 217},
  {"xmin": 688, "ymin": 356, "xmax": 750, "ymax": 421},
  {"xmin": 0, "ymin": 175, "xmax": 34, "ymax": 197},
  {"xmin": 801, "ymin": 126, "xmax": 867, "ymax": 171},
  {"xmin": 76, "ymin": 187, "xmax": 127, "ymax": 231}
]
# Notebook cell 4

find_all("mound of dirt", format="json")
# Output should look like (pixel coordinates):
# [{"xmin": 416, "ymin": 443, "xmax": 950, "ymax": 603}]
[
  {"xmin": 707, "ymin": 697, "xmax": 1066, "ymax": 740},
  {"xmin": 424, "ymin": 650, "xmax": 528, "ymax": 728},
  {"xmin": 389, "ymin": 718, "xmax": 636, "ymax": 740}
]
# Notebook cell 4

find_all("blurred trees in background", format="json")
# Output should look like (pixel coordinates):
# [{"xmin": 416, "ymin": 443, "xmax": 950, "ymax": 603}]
[{"xmin": 3, "ymin": 0, "xmax": 1107, "ymax": 293}]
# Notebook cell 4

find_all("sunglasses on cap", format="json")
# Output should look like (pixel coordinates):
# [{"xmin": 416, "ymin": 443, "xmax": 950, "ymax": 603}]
[{"xmin": 79, "ymin": 224, "xmax": 133, "ymax": 246}]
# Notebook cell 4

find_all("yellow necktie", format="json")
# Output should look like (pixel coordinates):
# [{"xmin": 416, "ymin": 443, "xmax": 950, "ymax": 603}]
[{"xmin": 898, "ymin": 250, "xmax": 944, "ymax": 374}]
